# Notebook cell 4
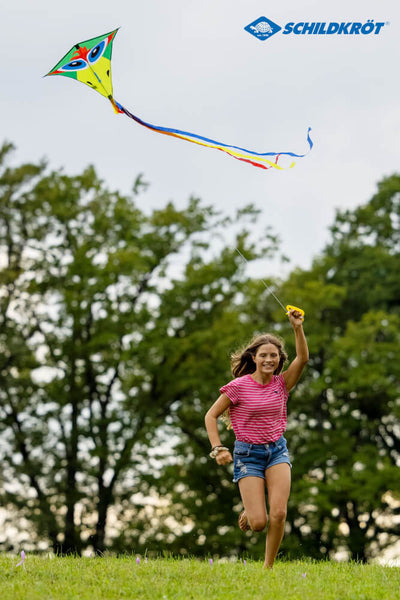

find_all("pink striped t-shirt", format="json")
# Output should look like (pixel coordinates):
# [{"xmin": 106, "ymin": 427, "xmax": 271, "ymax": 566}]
[{"xmin": 220, "ymin": 373, "xmax": 289, "ymax": 444}]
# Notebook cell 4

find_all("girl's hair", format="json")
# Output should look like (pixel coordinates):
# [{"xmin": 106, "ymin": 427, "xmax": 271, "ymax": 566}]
[{"xmin": 220, "ymin": 333, "xmax": 288, "ymax": 430}]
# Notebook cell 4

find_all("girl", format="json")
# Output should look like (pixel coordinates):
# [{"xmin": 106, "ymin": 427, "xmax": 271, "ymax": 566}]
[{"xmin": 204, "ymin": 310, "xmax": 308, "ymax": 569}]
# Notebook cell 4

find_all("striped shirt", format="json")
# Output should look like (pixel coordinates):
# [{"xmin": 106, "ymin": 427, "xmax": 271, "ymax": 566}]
[{"xmin": 220, "ymin": 373, "xmax": 289, "ymax": 444}]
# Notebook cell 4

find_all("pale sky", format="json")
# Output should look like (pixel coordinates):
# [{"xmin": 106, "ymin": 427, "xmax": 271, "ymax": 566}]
[{"xmin": 2, "ymin": 0, "xmax": 399, "ymax": 277}]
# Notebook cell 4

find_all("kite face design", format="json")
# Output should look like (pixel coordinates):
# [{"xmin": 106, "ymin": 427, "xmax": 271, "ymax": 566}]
[
  {"xmin": 46, "ymin": 28, "xmax": 313, "ymax": 170},
  {"xmin": 46, "ymin": 30, "xmax": 118, "ymax": 99}
]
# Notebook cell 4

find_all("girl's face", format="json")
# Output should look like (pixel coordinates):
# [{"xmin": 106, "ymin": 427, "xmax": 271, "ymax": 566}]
[{"xmin": 253, "ymin": 343, "xmax": 280, "ymax": 375}]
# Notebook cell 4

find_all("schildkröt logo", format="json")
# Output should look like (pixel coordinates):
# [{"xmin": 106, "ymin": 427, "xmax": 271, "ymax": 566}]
[
  {"xmin": 244, "ymin": 17, "xmax": 282, "ymax": 41},
  {"xmin": 244, "ymin": 17, "xmax": 387, "ymax": 41}
]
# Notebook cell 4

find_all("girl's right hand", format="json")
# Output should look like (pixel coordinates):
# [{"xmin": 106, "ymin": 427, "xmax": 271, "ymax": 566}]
[
  {"xmin": 287, "ymin": 309, "xmax": 304, "ymax": 329},
  {"xmin": 216, "ymin": 450, "xmax": 233, "ymax": 465}
]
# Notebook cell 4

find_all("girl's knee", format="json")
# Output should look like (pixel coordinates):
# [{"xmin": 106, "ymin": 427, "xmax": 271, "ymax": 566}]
[
  {"xmin": 249, "ymin": 515, "xmax": 268, "ymax": 531},
  {"xmin": 269, "ymin": 507, "xmax": 287, "ymax": 524}
]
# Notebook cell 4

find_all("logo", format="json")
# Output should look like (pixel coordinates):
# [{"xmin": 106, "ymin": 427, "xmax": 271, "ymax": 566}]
[
  {"xmin": 245, "ymin": 17, "xmax": 387, "ymax": 41},
  {"xmin": 244, "ymin": 17, "xmax": 282, "ymax": 41}
]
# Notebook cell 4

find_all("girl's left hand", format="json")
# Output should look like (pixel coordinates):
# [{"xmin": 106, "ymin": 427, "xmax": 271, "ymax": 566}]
[
  {"xmin": 288, "ymin": 309, "xmax": 304, "ymax": 328},
  {"xmin": 216, "ymin": 450, "xmax": 233, "ymax": 465}
]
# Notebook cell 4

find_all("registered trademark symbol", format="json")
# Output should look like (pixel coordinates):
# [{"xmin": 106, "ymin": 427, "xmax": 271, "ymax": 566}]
[{"xmin": 386, "ymin": 21, "xmax": 390, "ymax": 26}]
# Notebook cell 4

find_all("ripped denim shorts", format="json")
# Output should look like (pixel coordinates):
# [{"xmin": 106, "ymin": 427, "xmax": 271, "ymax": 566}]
[{"xmin": 233, "ymin": 436, "xmax": 292, "ymax": 483}]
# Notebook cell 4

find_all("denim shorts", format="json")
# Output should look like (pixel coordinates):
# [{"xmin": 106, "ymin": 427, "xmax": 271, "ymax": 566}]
[{"xmin": 233, "ymin": 436, "xmax": 292, "ymax": 483}]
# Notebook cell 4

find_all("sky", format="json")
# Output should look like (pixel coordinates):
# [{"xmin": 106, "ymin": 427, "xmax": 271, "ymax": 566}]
[{"xmin": 1, "ymin": 0, "xmax": 399, "ymax": 277}]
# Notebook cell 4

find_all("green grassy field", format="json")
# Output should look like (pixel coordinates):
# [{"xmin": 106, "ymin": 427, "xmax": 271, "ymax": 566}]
[{"xmin": 1, "ymin": 555, "xmax": 399, "ymax": 600}]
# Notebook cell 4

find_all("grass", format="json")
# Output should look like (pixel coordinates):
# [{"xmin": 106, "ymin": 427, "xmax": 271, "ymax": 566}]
[{"xmin": 1, "ymin": 555, "xmax": 399, "ymax": 600}]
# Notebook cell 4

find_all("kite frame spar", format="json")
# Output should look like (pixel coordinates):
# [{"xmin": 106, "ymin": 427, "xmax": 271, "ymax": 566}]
[{"xmin": 45, "ymin": 28, "xmax": 313, "ymax": 170}]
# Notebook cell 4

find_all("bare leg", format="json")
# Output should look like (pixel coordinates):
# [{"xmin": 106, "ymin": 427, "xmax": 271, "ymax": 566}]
[
  {"xmin": 263, "ymin": 463, "xmax": 291, "ymax": 569},
  {"xmin": 238, "ymin": 476, "xmax": 268, "ymax": 532}
]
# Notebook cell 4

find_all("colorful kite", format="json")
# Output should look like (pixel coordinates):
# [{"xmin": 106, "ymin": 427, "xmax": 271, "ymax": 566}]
[{"xmin": 46, "ymin": 28, "xmax": 313, "ymax": 170}]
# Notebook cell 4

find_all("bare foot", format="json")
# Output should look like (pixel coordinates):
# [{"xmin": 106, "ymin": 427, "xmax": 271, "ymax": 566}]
[{"xmin": 238, "ymin": 510, "xmax": 251, "ymax": 531}]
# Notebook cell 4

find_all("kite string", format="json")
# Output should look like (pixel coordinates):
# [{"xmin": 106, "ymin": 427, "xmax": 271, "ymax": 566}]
[{"xmin": 234, "ymin": 248, "xmax": 287, "ymax": 313}]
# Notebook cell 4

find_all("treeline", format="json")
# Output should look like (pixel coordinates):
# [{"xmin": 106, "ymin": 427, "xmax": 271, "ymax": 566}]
[{"xmin": 0, "ymin": 142, "xmax": 399, "ymax": 561}]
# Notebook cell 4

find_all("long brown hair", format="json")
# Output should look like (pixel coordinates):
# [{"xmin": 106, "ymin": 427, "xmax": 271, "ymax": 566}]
[{"xmin": 220, "ymin": 333, "xmax": 288, "ymax": 429}]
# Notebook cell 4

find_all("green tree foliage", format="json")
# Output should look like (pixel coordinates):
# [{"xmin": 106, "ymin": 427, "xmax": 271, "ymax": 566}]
[
  {"xmin": 133, "ymin": 175, "xmax": 400, "ymax": 562},
  {"xmin": 0, "ymin": 142, "xmax": 279, "ymax": 555},
  {"xmin": 1, "ymin": 141, "xmax": 399, "ymax": 562},
  {"xmin": 279, "ymin": 174, "xmax": 400, "ymax": 562}
]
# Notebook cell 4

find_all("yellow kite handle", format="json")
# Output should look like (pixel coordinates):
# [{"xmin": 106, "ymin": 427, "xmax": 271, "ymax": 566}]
[{"xmin": 286, "ymin": 305, "xmax": 305, "ymax": 318}]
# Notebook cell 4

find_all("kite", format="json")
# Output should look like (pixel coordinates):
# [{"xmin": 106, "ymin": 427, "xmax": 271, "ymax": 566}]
[{"xmin": 45, "ymin": 28, "xmax": 313, "ymax": 170}]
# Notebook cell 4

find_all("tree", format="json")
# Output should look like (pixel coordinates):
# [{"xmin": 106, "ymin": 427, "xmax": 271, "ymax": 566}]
[
  {"xmin": 279, "ymin": 174, "xmax": 400, "ymax": 561},
  {"xmin": 0, "ymin": 142, "xmax": 280, "ymax": 555},
  {"xmin": 138, "ymin": 174, "xmax": 400, "ymax": 562},
  {"xmin": 2, "ymin": 140, "xmax": 399, "ymax": 562}
]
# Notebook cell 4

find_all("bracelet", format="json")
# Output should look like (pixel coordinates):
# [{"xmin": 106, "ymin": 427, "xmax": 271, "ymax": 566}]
[{"xmin": 209, "ymin": 446, "xmax": 229, "ymax": 459}]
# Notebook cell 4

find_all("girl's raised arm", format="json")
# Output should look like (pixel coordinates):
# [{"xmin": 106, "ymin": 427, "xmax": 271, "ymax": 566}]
[{"xmin": 282, "ymin": 310, "xmax": 309, "ymax": 392}]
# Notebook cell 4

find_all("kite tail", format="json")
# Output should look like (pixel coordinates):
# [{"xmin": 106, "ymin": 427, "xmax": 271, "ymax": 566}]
[
  {"xmin": 109, "ymin": 97, "xmax": 121, "ymax": 114},
  {"xmin": 114, "ymin": 101, "xmax": 312, "ymax": 170}
]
